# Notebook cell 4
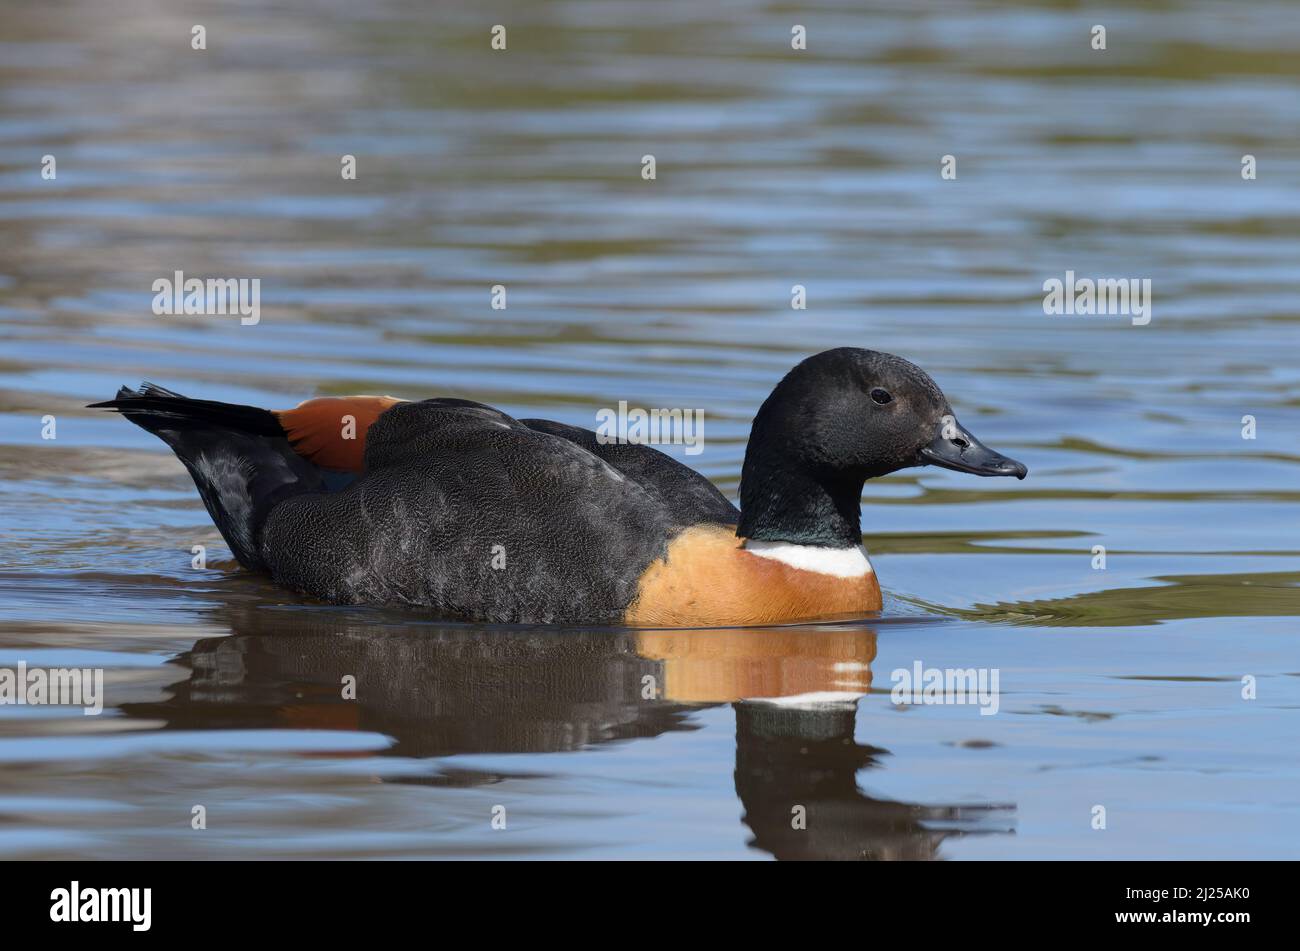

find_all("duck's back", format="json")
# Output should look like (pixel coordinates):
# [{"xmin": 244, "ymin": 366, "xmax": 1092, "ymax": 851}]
[{"xmin": 260, "ymin": 399, "xmax": 738, "ymax": 623}]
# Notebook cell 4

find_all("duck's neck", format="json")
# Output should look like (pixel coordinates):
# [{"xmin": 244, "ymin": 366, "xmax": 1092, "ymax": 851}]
[{"xmin": 736, "ymin": 463, "xmax": 866, "ymax": 548}]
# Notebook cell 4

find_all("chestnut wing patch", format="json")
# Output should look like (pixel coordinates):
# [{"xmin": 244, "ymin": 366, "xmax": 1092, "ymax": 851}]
[{"xmin": 274, "ymin": 396, "xmax": 404, "ymax": 472}]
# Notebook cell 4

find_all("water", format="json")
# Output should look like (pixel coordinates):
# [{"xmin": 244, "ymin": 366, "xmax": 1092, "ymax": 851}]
[{"xmin": 1, "ymin": 0, "xmax": 1298, "ymax": 859}]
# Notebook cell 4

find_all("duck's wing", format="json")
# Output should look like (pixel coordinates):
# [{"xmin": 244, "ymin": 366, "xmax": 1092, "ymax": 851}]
[
  {"xmin": 519, "ymin": 417, "xmax": 738, "ymax": 526},
  {"xmin": 259, "ymin": 399, "xmax": 730, "ymax": 623}
]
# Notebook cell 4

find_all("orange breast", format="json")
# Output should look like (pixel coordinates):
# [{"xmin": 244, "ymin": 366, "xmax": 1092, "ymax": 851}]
[
  {"xmin": 274, "ymin": 395, "xmax": 404, "ymax": 472},
  {"xmin": 624, "ymin": 525, "xmax": 882, "ymax": 627}
]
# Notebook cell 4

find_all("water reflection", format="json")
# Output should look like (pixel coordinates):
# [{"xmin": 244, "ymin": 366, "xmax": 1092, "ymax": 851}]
[
  {"xmin": 121, "ymin": 598, "xmax": 1014, "ymax": 859},
  {"xmin": 734, "ymin": 703, "xmax": 1013, "ymax": 860}
]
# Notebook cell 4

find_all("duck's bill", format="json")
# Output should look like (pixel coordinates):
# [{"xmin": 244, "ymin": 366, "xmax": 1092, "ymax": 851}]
[{"xmin": 919, "ymin": 417, "xmax": 1027, "ymax": 479}]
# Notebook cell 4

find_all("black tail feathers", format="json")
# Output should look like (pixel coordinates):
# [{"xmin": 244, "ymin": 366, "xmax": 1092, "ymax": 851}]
[
  {"xmin": 88, "ymin": 383, "xmax": 285, "ymax": 438},
  {"xmin": 92, "ymin": 384, "xmax": 327, "ymax": 572}
]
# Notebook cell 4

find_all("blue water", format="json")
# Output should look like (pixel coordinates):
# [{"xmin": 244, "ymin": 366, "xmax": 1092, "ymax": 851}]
[{"xmin": 0, "ymin": 0, "xmax": 1297, "ymax": 859}]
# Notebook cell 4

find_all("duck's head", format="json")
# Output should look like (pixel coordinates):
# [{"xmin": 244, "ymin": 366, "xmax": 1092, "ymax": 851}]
[{"xmin": 738, "ymin": 347, "xmax": 1027, "ymax": 547}]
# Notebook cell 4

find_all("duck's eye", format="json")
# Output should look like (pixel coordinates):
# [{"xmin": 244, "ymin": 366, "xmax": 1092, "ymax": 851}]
[{"xmin": 870, "ymin": 388, "xmax": 893, "ymax": 405}]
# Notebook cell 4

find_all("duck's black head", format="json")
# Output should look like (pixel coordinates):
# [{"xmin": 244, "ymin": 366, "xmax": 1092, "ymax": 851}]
[{"xmin": 737, "ymin": 348, "xmax": 1027, "ymax": 547}]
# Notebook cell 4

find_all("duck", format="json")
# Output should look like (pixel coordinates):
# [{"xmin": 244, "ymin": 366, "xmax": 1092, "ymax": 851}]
[{"xmin": 91, "ymin": 347, "xmax": 1026, "ymax": 627}]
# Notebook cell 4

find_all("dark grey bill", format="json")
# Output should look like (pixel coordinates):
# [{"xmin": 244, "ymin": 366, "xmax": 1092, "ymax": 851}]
[{"xmin": 919, "ymin": 416, "xmax": 1027, "ymax": 479}]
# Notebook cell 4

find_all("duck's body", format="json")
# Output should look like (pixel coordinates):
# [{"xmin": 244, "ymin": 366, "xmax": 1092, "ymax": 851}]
[
  {"xmin": 265, "ymin": 398, "xmax": 763, "ymax": 625},
  {"xmin": 93, "ymin": 348, "xmax": 1023, "ymax": 627}
]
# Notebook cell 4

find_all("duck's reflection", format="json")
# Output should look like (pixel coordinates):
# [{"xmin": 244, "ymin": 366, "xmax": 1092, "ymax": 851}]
[
  {"xmin": 733, "ymin": 702, "xmax": 1012, "ymax": 860},
  {"xmin": 123, "ymin": 597, "xmax": 1013, "ymax": 859}
]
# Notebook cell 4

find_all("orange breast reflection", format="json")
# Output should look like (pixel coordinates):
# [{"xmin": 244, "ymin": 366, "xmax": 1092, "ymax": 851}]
[{"xmin": 634, "ymin": 626, "xmax": 876, "ymax": 704}]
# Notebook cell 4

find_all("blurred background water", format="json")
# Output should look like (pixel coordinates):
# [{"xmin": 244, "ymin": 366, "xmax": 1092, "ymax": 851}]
[{"xmin": 0, "ymin": 0, "xmax": 1297, "ymax": 859}]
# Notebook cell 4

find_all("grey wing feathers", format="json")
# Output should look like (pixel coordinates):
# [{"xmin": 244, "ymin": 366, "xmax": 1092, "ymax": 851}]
[
  {"xmin": 259, "ymin": 399, "xmax": 727, "ymax": 623},
  {"xmin": 519, "ymin": 417, "xmax": 738, "ymax": 525}
]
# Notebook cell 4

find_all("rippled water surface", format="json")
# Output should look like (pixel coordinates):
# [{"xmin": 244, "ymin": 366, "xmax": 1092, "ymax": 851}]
[{"xmin": 1, "ymin": 0, "xmax": 1298, "ymax": 859}]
